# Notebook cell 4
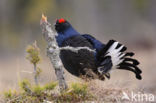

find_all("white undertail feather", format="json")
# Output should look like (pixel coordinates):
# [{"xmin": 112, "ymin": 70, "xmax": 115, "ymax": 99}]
[
  {"xmin": 97, "ymin": 41, "xmax": 142, "ymax": 80},
  {"xmin": 106, "ymin": 41, "xmax": 125, "ymax": 69}
]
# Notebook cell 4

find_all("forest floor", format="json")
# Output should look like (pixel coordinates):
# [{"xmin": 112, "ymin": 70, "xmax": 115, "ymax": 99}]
[{"xmin": 0, "ymin": 49, "xmax": 156, "ymax": 103}]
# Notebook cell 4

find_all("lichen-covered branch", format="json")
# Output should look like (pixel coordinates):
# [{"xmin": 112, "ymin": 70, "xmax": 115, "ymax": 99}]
[{"xmin": 40, "ymin": 14, "xmax": 68, "ymax": 91}]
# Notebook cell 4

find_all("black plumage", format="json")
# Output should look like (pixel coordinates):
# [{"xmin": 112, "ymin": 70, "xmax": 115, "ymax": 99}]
[{"xmin": 60, "ymin": 35, "xmax": 96, "ymax": 77}]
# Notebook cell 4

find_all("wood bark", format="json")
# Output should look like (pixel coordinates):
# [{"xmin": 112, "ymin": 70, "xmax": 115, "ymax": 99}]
[{"xmin": 40, "ymin": 15, "xmax": 68, "ymax": 91}]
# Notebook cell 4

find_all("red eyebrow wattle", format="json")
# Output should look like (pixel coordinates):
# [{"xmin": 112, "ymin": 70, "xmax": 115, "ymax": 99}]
[{"xmin": 58, "ymin": 18, "xmax": 65, "ymax": 23}]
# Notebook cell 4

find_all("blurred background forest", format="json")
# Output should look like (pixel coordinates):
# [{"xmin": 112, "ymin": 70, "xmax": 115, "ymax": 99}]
[{"xmin": 0, "ymin": 0, "xmax": 156, "ymax": 96}]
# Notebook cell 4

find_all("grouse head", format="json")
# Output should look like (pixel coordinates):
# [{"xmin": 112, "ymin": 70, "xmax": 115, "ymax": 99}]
[{"xmin": 55, "ymin": 18, "xmax": 70, "ymax": 33}]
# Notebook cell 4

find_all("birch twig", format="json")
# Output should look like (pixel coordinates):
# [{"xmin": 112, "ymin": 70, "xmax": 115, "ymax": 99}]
[{"xmin": 40, "ymin": 14, "xmax": 68, "ymax": 91}]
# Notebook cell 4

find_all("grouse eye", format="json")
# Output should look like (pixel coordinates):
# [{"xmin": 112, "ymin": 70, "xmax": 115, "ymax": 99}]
[{"xmin": 58, "ymin": 18, "xmax": 65, "ymax": 23}]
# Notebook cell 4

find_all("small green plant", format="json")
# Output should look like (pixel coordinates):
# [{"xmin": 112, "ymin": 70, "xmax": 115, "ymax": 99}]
[{"xmin": 26, "ymin": 41, "xmax": 41, "ymax": 85}]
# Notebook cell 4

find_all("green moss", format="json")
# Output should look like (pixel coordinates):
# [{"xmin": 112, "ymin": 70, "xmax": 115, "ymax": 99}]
[
  {"xmin": 71, "ymin": 83, "xmax": 88, "ymax": 96},
  {"xmin": 43, "ymin": 82, "xmax": 57, "ymax": 91},
  {"xmin": 54, "ymin": 82, "xmax": 93, "ymax": 102},
  {"xmin": 32, "ymin": 85, "xmax": 44, "ymax": 96},
  {"xmin": 4, "ymin": 80, "xmax": 94, "ymax": 102},
  {"xmin": 4, "ymin": 89, "xmax": 13, "ymax": 98}
]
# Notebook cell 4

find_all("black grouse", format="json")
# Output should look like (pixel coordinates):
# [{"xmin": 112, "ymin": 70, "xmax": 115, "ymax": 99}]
[{"xmin": 54, "ymin": 18, "xmax": 142, "ymax": 80}]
